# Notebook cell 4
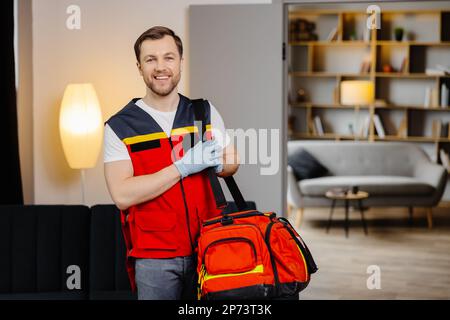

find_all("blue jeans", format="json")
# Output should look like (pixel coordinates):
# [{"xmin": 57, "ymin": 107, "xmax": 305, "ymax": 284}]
[{"xmin": 135, "ymin": 254, "xmax": 198, "ymax": 300}]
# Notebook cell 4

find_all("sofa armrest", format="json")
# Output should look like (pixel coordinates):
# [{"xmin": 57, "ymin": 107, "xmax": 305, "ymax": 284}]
[
  {"xmin": 413, "ymin": 162, "xmax": 446, "ymax": 207},
  {"xmin": 287, "ymin": 165, "xmax": 303, "ymax": 208},
  {"xmin": 413, "ymin": 161, "xmax": 446, "ymax": 189}
]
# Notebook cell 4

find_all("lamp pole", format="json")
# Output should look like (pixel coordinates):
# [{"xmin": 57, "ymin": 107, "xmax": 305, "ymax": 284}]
[{"xmin": 80, "ymin": 169, "xmax": 86, "ymax": 205}]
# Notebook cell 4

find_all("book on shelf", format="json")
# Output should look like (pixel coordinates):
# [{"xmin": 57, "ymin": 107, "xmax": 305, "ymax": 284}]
[
  {"xmin": 373, "ymin": 114, "xmax": 385, "ymax": 138},
  {"xmin": 359, "ymin": 55, "xmax": 371, "ymax": 73},
  {"xmin": 432, "ymin": 88, "xmax": 439, "ymax": 107},
  {"xmin": 425, "ymin": 68, "xmax": 446, "ymax": 76},
  {"xmin": 425, "ymin": 63, "xmax": 449, "ymax": 76},
  {"xmin": 441, "ymin": 83, "xmax": 449, "ymax": 108},
  {"xmin": 313, "ymin": 116, "xmax": 325, "ymax": 136},
  {"xmin": 308, "ymin": 118, "xmax": 317, "ymax": 135},
  {"xmin": 400, "ymin": 57, "xmax": 409, "ymax": 73},
  {"xmin": 436, "ymin": 64, "xmax": 450, "ymax": 75},
  {"xmin": 333, "ymin": 85, "xmax": 340, "ymax": 104},
  {"xmin": 431, "ymin": 120, "xmax": 442, "ymax": 138},
  {"xmin": 397, "ymin": 116, "xmax": 408, "ymax": 138},
  {"xmin": 442, "ymin": 122, "xmax": 449, "ymax": 138},
  {"xmin": 363, "ymin": 27, "xmax": 371, "ymax": 42},
  {"xmin": 326, "ymin": 27, "xmax": 339, "ymax": 41},
  {"xmin": 359, "ymin": 116, "xmax": 371, "ymax": 138},
  {"xmin": 424, "ymin": 87, "xmax": 439, "ymax": 108},
  {"xmin": 439, "ymin": 149, "xmax": 450, "ymax": 170}
]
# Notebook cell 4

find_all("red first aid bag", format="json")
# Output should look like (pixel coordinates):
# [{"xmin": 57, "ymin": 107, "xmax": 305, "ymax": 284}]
[{"xmin": 192, "ymin": 99, "xmax": 318, "ymax": 300}]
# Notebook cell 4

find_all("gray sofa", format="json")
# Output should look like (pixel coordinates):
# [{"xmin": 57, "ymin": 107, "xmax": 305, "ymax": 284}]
[{"xmin": 287, "ymin": 141, "xmax": 447, "ymax": 228}]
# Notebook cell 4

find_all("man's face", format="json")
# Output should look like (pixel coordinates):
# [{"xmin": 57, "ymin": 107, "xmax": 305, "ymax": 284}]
[{"xmin": 137, "ymin": 35, "xmax": 183, "ymax": 97}]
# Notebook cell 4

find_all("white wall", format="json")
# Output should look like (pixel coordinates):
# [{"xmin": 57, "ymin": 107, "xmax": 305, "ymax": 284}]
[
  {"xmin": 29, "ymin": 0, "xmax": 270, "ymax": 206},
  {"xmin": 24, "ymin": 0, "xmax": 450, "ymax": 206}
]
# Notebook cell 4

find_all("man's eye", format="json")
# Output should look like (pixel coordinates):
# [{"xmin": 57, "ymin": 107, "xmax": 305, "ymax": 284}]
[{"xmin": 166, "ymin": 57, "xmax": 174, "ymax": 60}]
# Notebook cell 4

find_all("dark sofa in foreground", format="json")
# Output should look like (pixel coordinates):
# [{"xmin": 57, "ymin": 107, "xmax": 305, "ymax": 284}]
[{"xmin": 0, "ymin": 202, "xmax": 255, "ymax": 300}]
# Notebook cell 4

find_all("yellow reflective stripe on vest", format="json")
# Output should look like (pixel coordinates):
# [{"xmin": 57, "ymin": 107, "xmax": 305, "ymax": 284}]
[
  {"xmin": 203, "ymin": 264, "xmax": 264, "ymax": 282},
  {"xmin": 171, "ymin": 126, "xmax": 198, "ymax": 136},
  {"xmin": 171, "ymin": 124, "xmax": 212, "ymax": 136},
  {"xmin": 122, "ymin": 132, "xmax": 166, "ymax": 145},
  {"xmin": 122, "ymin": 124, "xmax": 212, "ymax": 145}
]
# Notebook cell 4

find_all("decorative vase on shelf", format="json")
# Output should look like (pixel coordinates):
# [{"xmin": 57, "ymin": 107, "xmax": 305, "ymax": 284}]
[
  {"xmin": 394, "ymin": 27, "xmax": 404, "ymax": 41},
  {"xmin": 297, "ymin": 88, "xmax": 307, "ymax": 103},
  {"xmin": 383, "ymin": 64, "xmax": 394, "ymax": 73}
]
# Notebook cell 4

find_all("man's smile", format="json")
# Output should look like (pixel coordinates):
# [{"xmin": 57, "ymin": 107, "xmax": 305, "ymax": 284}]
[{"xmin": 154, "ymin": 75, "xmax": 171, "ymax": 81}]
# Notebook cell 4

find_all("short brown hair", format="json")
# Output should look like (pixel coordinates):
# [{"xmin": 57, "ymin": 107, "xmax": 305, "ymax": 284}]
[{"xmin": 134, "ymin": 26, "xmax": 183, "ymax": 62}]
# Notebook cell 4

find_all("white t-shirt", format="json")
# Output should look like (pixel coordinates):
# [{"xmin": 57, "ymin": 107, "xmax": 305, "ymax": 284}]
[{"xmin": 103, "ymin": 98, "xmax": 231, "ymax": 163}]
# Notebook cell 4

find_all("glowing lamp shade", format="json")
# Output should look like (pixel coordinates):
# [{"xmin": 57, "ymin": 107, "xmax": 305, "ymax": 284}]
[
  {"xmin": 59, "ymin": 83, "xmax": 103, "ymax": 169},
  {"xmin": 340, "ymin": 80, "xmax": 375, "ymax": 106}
]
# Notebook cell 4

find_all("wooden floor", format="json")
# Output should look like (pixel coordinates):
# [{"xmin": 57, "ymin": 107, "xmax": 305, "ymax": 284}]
[{"xmin": 291, "ymin": 206, "xmax": 450, "ymax": 300}]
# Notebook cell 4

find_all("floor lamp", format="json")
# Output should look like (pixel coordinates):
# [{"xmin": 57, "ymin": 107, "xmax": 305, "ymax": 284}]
[
  {"xmin": 59, "ymin": 83, "xmax": 103, "ymax": 205},
  {"xmin": 340, "ymin": 80, "xmax": 375, "ymax": 139}
]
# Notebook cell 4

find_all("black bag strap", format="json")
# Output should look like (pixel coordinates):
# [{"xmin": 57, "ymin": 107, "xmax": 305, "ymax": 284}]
[
  {"xmin": 191, "ymin": 99, "xmax": 227, "ymax": 210},
  {"xmin": 191, "ymin": 99, "xmax": 249, "ymax": 212}
]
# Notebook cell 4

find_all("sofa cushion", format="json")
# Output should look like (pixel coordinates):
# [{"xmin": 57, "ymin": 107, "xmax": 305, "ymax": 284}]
[
  {"xmin": 0, "ymin": 205, "xmax": 90, "ymax": 298},
  {"xmin": 299, "ymin": 176, "xmax": 435, "ymax": 196},
  {"xmin": 89, "ymin": 205, "xmax": 136, "ymax": 300},
  {"xmin": 288, "ymin": 149, "xmax": 329, "ymax": 181}
]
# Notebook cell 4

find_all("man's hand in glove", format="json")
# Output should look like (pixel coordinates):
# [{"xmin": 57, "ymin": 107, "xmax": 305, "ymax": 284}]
[{"xmin": 174, "ymin": 139, "xmax": 223, "ymax": 179}]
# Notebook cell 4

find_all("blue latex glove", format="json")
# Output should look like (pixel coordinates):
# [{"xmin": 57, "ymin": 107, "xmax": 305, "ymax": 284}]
[{"xmin": 174, "ymin": 139, "xmax": 223, "ymax": 178}]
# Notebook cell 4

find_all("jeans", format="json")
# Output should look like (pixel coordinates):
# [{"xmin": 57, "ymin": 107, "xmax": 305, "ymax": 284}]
[{"xmin": 135, "ymin": 254, "xmax": 198, "ymax": 300}]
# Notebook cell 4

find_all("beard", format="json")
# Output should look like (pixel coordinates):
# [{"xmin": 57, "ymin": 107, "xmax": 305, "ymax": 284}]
[{"xmin": 145, "ymin": 70, "xmax": 181, "ymax": 97}]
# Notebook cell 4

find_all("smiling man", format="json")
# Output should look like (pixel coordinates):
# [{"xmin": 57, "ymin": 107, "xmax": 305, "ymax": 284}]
[{"xmin": 103, "ymin": 26, "xmax": 239, "ymax": 300}]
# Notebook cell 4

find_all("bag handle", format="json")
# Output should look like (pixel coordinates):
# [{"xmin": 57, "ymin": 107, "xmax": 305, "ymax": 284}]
[{"xmin": 191, "ymin": 99, "xmax": 249, "ymax": 212}]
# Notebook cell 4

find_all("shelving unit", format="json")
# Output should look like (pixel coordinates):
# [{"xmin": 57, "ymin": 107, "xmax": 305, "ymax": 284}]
[{"xmin": 288, "ymin": 9, "xmax": 450, "ymax": 163}]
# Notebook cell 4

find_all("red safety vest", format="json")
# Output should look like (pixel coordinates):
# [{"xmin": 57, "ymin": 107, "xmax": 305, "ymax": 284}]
[{"xmin": 106, "ymin": 94, "xmax": 222, "ymax": 291}]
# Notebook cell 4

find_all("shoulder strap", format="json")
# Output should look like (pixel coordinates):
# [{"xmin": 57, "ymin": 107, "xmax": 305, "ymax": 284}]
[{"xmin": 191, "ymin": 99, "xmax": 249, "ymax": 212}]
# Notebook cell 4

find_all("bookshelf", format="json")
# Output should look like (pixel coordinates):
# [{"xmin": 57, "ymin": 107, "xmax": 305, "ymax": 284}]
[{"xmin": 288, "ymin": 9, "xmax": 450, "ymax": 163}]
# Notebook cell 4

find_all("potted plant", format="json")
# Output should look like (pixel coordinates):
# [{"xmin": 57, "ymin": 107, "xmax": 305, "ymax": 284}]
[{"xmin": 394, "ymin": 27, "xmax": 404, "ymax": 41}]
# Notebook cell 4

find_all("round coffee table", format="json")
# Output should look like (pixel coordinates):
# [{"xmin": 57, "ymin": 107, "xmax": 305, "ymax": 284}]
[{"xmin": 325, "ymin": 189, "xmax": 369, "ymax": 238}]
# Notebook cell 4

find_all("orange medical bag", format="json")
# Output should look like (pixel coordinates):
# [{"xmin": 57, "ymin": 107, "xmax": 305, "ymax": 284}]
[{"xmin": 192, "ymin": 99, "xmax": 318, "ymax": 300}]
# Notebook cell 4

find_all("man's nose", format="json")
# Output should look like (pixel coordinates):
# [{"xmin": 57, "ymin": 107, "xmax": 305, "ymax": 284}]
[{"xmin": 155, "ymin": 58, "xmax": 167, "ymax": 71}]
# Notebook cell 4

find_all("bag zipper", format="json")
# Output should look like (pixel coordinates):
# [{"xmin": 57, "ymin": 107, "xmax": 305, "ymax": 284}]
[
  {"xmin": 203, "ymin": 237, "xmax": 257, "ymax": 265},
  {"xmin": 278, "ymin": 217, "xmax": 318, "ymax": 274},
  {"xmin": 264, "ymin": 221, "xmax": 280, "ymax": 295},
  {"xmin": 202, "ymin": 211, "xmax": 274, "ymax": 227},
  {"xmin": 201, "ymin": 223, "xmax": 267, "ymax": 244},
  {"xmin": 199, "ymin": 236, "xmax": 260, "ymax": 297}
]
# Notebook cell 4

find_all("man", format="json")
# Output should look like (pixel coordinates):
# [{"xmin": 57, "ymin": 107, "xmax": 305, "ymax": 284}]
[{"xmin": 104, "ymin": 26, "xmax": 239, "ymax": 300}]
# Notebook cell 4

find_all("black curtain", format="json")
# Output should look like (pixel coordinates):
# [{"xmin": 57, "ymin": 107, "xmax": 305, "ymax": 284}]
[{"xmin": 0, "ymin": 0, "xmax": 23, "ymax": 204}]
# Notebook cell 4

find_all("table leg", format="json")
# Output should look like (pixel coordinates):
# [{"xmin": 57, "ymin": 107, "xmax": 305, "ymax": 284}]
[
  {"xmin": 358, "ymin": 199, "xmax": 368, "ymax": 235},
  {"xmin": 345, "ymin": 199, "xmax": 349, "ymax": 238},
  {"xmin": 326, "ymin": 199, "xmax": 336, "ymax": 233}
]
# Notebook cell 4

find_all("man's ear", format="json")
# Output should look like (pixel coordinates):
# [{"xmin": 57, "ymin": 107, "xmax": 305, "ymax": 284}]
[
  {"xmin": 180, "ymin": 57, "xmax": 184, "ymax": 73},
  {"xmin": 136, "ymin": 61, "xmax": 143, "ymax": 76}
]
